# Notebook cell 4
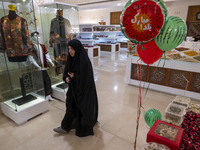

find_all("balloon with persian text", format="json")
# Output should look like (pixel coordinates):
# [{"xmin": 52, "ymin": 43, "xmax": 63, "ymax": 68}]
[{"xmin": 120, "ymin": 0, "xmax": 167, "ymax": 44}]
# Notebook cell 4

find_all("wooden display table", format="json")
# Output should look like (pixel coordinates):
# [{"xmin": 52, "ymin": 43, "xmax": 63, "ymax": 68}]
[
  {"xmin": 84, "ymin": 46, "xmax": 100, "ymax": 58},
  {"xmin": 96, "ymin": 43, "xmax": 120, "ymax": 52},
  {"xmin": 126, "ymin": 56, "xmax": 200, "ymax": 100}
]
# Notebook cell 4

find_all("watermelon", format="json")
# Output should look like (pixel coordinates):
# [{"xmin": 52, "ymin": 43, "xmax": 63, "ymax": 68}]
[
  {"xmin": 155, "ymin": 16, "xmax": 187, "ymax": 51},
  {"xmin": 120, "ymin": 0, "xmax": 167, "ymax": 44}
]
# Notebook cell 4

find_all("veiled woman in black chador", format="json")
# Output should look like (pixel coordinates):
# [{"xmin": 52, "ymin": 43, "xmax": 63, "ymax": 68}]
[{"xmin": 54, "ymin": 39, "xmax": 98, "ymax": 137}]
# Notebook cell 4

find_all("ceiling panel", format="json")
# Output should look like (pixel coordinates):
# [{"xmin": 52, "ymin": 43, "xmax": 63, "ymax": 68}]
[{"xmin": 55, "ymin": 0, "xmax": 189, "ymax": 10}]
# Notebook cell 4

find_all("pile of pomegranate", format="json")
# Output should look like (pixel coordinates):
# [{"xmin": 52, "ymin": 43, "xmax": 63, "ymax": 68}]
[{"xmin": 180, "ymin": 111, "xmax": 200, "ymax": 150}]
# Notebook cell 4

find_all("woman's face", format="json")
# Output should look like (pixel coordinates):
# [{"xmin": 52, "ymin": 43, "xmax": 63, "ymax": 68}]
[{"xmin": 68, "ymin": 46, "xmax": 75, "ymax": 57}]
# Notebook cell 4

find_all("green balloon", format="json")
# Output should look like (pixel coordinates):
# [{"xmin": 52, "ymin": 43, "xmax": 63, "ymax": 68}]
[
  {"xmin": 144, "ymin": 109, "xmax": 162, "ymax": 128},
  {"xmin": 155, "ymin": 16, "xmax": 187, "ymax": 51}
]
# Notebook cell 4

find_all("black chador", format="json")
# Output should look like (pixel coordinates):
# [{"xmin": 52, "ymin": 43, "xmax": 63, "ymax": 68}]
[{"xmin": 62, "ymin": 39, "xmax": 98, "ymax": 137}]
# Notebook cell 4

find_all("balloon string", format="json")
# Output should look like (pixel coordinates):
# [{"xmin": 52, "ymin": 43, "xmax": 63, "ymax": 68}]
[
  {"xmin": 134, "ymin": 61, "xmax": 144, "ymax": 150},
  {"xmin": 163, "ymin": 52, "xmax": 166, "ymax": 67},
  {"xmin": 140, "ymin": 56, "xmax": 164, "ymax": 128},
  {"xmin": 142, "ymin": 52, "xmax": 163, "ymax": 101},
  {"xmin": 133, "ymin": 52, "xmax": 166, "ymax": 149}
]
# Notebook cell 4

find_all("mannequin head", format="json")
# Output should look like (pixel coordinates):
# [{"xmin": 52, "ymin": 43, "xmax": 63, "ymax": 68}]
[
  {"xmin": 57, "ymin": 9, "xmax": 63, "ymax": 17},
  {"xmin": 31, "ymin": 31, "xmax": 39, "ymax": 43}
]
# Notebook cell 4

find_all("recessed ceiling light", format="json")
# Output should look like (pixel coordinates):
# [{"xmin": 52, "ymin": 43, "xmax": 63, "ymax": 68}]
[{"xmin": 117, "ymin": 3, "xmax": 121, "ymax": 6}]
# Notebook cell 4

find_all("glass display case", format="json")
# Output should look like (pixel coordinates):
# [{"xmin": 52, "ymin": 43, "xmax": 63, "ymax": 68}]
[
  {"xmin": 0, "ymin": 0, "xmax": 48, "ymax": 124},
  {"xmin": 39, "ymin": 2, "xmax": 79, "ymax": 102}
]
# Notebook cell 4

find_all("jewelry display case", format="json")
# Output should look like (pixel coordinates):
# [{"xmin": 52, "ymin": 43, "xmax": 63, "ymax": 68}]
[{"xmin": 0, "ymin": 0, "xmax": 48, "ymax": 125}]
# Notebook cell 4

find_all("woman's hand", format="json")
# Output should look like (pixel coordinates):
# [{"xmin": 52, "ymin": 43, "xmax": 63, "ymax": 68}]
[
  {"xmin": 68, "ymin": 72, "xmax": 74, "ymax": 78},
  {"xmin": 66, "ymin": 77, "xmax": 70, "ymax": 83}
]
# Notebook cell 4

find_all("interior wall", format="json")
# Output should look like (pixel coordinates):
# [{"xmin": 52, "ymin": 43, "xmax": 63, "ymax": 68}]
[
  {"xmin": 166, "ymin": 0, "xmax": 200, "ymax": 21},
  {"xmin": 79, "ymin": 0, "xmax": 200, "ymax": 24},
  {"xmin": 79, "ymin": 6, "xmax": 124, "ymax": 25}
]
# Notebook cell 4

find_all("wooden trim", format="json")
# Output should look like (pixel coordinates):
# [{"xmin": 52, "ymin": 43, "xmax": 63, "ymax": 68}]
[{"xmin": 130, "ymin": 63, "xmax": 200, "ymax": 93}]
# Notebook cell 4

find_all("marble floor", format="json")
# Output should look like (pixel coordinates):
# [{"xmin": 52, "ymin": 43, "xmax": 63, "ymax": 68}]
[{"xmin": 0, "ymin": 51, "xmax": 190, "ymax": 150}]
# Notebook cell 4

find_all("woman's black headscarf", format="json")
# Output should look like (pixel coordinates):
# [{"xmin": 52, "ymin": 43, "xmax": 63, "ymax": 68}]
[
  {"xmin": 66, "ymin": 39, "xmax": 92, "ymax": 91},
  {"xmin": 67, "ymin": 39, "xmax": 82, "ymax": 73}
]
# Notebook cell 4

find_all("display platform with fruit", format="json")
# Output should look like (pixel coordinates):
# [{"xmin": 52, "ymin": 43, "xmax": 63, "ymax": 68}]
[{"xmin": 180, "ymin": 111, "xmax": 200, "ymax": 150}]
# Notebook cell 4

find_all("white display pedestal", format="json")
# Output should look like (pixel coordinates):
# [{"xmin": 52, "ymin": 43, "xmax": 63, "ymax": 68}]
[
  {"xmin": 118, "ymin": 41, "xmax": 128, "ymax": 51},
  {"xmin": 85, "ymin": 46, "xmax": 100, "ymax": 58},
  {"xmin": 97, "ymin": 43, "xmax": 120, "ymax": 52},
  {"xmin": 52, "ymin": 82, "xmax": 68, "ymax": 102},
  {"xmin": 1, "ymin": 93, "xmax": 49, "ymax": 125}
]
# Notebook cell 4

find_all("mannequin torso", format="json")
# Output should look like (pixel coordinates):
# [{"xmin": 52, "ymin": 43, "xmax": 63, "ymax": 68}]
[{"xmin": 31, "ymin": 32, "xmax": 54, "ymax": 70}]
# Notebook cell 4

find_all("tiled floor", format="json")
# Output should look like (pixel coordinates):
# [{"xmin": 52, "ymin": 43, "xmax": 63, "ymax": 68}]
[{"xmin": 0, "ymin": 51, "xmax": 185, "ymax": 150}]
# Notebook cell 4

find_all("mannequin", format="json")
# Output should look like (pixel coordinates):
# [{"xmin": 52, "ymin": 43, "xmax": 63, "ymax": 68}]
[
  {"xmin": 0, "ymin": 4, "xmax": 31, "ymax": 62},
  {"xmin": 49, "ymin": 9, "xmax": 73, "ymax": 75},
  {"xmin": 30, "ymin": 31, "xmax": 55, "ymax": 101}
]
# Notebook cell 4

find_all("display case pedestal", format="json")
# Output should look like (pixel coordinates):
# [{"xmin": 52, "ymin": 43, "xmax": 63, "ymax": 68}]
[
  {"xmin": 96, "ymin": 43, "xmax": 120, "ymax": 52},
  {"xmin": 0, "ymin": 93, "xmax": 48, "ymax": 125},
  {"xmin": 118, "ymin": 41, "xmax": 128, "ymax": 51},
  {"xmin": 85, "ymin": 46, "xmax": 100, "ymax": 58},
  {"xmin": 52, "ymin": 82, "xmax": 68, "ymax": 102}
]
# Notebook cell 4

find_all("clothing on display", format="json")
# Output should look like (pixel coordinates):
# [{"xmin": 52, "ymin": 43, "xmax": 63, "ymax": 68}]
[
  {"xmin": 30, "ymin": 31, "xmax": 54, "ymax": 99},
  {"xmin": 0, "ymin": 5, "xmax": 32, "ymax": 62},
  {"xmin": 49, "ymin": 9, "xmax": 73, "ymax": 75},
  {"xmin": 42, "ymin": 70, "xmax": 53, "ymax": 97}
]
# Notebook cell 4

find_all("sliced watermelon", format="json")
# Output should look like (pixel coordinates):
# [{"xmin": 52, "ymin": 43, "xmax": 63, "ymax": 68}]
[{"xmin": 121, "ymin": 0, "xmax": 167, "ymax": 44}]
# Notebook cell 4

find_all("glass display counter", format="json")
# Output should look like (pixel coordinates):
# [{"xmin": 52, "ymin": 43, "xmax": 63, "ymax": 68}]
[
  {"xmin": 0, "ymin": 0, "xmax": 48, "ymax": 124},
  {"xmin": 39, "ymin": 2, "xmax": 79, "ymax": 102},
  {"xmin": 126, "ymin": 41, "xmax": 200, "ymax": 100}
]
